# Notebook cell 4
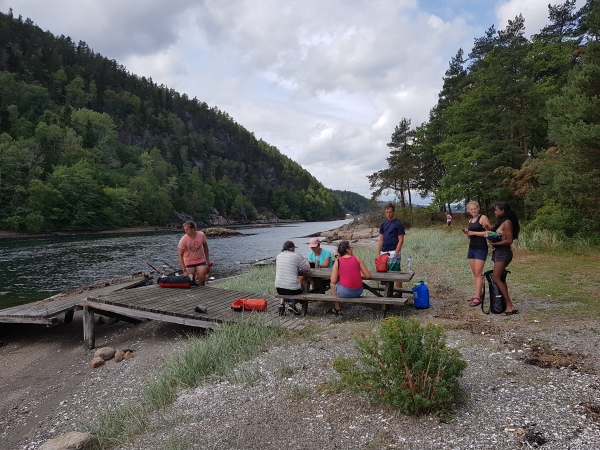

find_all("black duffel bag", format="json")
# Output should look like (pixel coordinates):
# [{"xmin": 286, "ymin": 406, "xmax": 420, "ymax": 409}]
[
  {"xmin": 481, "ymin": 269, "xmax": 510, "ymax": 314},
  {"xmin": 158, "ymin": 276, "xmax": 191, "ymax": 289}
]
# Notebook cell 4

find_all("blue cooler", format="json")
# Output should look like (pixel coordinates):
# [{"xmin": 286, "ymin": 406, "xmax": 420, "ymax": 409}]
[{"xmin": 412, "ymin": 281, "xmax": 430, "ymax": 309}]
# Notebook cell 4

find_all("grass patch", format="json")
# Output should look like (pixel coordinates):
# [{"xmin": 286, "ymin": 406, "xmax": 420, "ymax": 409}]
[
  {"xmin": 217, "ymin": 228, "xmax": 600, "ymax": 318},
  {"xmin": 84, "ymin": 316, "xmax": 287, "ymax": 448},
  {"xmin": 217, "ymin": 265, "xmax": 277, "ymax": 295}
]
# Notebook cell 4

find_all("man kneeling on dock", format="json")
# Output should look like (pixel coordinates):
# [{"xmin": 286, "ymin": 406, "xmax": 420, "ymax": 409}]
[{"xmin": 178, "ymin": 221, "xmax": 210, "ymax": 286}]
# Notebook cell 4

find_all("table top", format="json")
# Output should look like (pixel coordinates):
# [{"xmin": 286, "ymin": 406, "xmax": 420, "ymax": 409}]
[{"xmin": 305, "ymin": 268, "xmax": 414, "ymax": 283}]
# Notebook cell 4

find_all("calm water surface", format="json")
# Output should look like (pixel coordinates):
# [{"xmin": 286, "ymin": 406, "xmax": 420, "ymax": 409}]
[{"xmin": 0, "ymin": 220, "xmax": 350, "ymax": 308}]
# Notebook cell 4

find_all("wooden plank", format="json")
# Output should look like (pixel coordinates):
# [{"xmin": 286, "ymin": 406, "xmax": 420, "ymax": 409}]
[
  {"xmin": 81, "ymin": 300, "xmax": 219, "ymax": 329},
  {"xmin": 305, "ymin": 268, "xmax": 414, "ymax": 283},
  {"xmin": 0, "ymin": 316, "xmax": 57, "ymax": 325},
  {"xmin": 0, "ymin": 279, "xmax": 147, "ymax": 321},
  {"xmin": 275, "ymin": 293, "xmax": 408, "ymax": 306}
]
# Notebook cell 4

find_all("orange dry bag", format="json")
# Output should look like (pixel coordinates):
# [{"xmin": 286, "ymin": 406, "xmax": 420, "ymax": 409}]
[
  {"xmin": 374, "ymin": 254, "xmax": 389, "ymax": 272},
  {"xmin": 231, "ymin": 298, "xmax": 267, "ymax": 312}
]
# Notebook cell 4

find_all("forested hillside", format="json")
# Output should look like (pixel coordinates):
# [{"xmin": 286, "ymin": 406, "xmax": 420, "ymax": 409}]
[
  {"xmin": 369, "ymin": 0, "xmax": 600, "ymax": 239},
  {"xmin": 332, "ymin": 190, "xmax": 378, "ymax": 215},
  {"xmin": 0, "ymin": 10, "xmax": 344, "ymax": 232}
]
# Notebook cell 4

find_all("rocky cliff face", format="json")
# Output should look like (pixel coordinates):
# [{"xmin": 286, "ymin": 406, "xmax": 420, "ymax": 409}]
[{"xmin": 321, "ymin": 212, "xmax": 382, "ymax": 240}]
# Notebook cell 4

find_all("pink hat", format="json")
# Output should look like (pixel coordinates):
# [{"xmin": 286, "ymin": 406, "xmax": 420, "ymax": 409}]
[{"xmin": 309, "ymin": 237, "xmax": 320, "ymax": 247}]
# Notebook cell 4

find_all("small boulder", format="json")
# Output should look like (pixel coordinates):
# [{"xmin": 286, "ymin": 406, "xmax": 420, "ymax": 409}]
[
  {"xmin": 93, "ymin": 346, "xmax": 115, "ymax": 360},
  {"xmin": 114, "ymin": 350, "xmax": 125, "ymax": 362},
  {"xmin": 39, "ymin": 431, "xmax": 98, "ymax": 450},
  {"xmin": 90, "ymin": 357, "xmax": 104, "ymax": 368},
  {"xmin": 124, "ymin": 351, "xmax": 134, "ymax": 360}
]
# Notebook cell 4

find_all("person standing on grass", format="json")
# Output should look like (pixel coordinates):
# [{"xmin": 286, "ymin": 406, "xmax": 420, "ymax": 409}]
[
  {"xmin": 446, "ymin": 212, "xmax": 453, "ymax": 229},
  {"xmin": 462, "ymin": 201, "xmax": 492, "ymax": 307},
  {"xmin": 329, "ymin": 240, "xmax": 371, "ymax": 315},
  {"xmin": 467, "ymin": 201, "xmax": 520, "ymax": 315},
  {"xmin": 377, "ymin": 202, "xmax": 405, "ymax": 292},
  {"xmin": 275, "ymin": 240, "xmax": 310, "ymax": 316},
  {"xmin": 178, "ymin": 221, "xmax": 210, "ymax": 286}
]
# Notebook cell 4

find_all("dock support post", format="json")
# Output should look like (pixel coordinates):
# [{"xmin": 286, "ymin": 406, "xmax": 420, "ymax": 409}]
[
  {"xmin": 83, "ymin": 306, "xmax": 95, "ymax": 349},
  {"xmin": 64, "ymin": 308, "xmax": 74, "ymax": 324}
]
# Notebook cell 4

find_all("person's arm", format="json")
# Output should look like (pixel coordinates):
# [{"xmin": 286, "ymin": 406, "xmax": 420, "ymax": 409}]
[
  {"xmin": 178, "ymin": 248, "xmax": 187, "ymax": 275},
  {"xmin": 395, "ymin": 235, "xmax": 404, "ymax": 255},
  {"xmin": 491, "ymin": 220, "xmax": 513, "ymax": 247},
  {"xmin": 480, "ymin": 215, "xmax": 492, "ymax": 231},
  {"xmin": 330, "ymin": 259, "xmax": 340, "ymax": 284},
  {"xmin": 377, "ymin": 234, "xmax": 383, "ymax": 254},
  {"xmin": 298, "ymin": 255, "xmax": 311, "ymax": 270},
  {"xmin": 357, "ymin": 257, "xmax": 371, "ymax": 279},
  {"xmin": 203, "ymin": 242, "xmax": 209, "ymax": 263},
  {"xmin": 322, "ymin": 257, "xmax": 331, "ymax": 268},
  {"xmin": 466, "ymin": 230, "xmax": 487, "ymax": 237}
]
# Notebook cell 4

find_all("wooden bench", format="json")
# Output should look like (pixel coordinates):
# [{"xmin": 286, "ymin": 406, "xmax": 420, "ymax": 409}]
[{"xmin": 275, "ymin": 293, "xmax": 408, "ymax": 318}]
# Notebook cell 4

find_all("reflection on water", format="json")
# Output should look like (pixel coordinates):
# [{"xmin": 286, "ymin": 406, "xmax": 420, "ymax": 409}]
[{"xmin": 0, "ymin": 220, "xmax": 349, "ymax": 308}]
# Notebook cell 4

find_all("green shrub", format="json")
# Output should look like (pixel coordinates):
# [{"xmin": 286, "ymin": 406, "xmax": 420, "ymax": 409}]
[
  {"xmin": 1, "ymin": 215, "xmax": 23, "ymax": 231},
  {"xmin": 25, "ymin": 213, "xmax": 45, "ymax": 233},
  {"xmin": 333, "ymin": 317, "xmax": 467, "ymax": 418}
]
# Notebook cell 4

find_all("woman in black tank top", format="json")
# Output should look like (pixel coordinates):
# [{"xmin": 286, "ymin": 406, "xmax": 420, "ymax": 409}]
[{"xmin": 463, "ymin": 201, "xmax": 491, "ymax": 306}]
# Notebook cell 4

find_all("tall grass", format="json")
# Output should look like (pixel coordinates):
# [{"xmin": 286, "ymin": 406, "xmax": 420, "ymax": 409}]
[
  {"xmin": 217, "ymin": 265, "xmax": 277, "ymax": 295},
  {"xmin": 84, "ymin": 316, "xmax": 286, "ymax": 448}
]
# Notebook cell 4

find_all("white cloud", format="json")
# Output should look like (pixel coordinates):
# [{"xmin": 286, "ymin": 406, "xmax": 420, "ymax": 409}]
[{"xmin": 4, "ymin": 0, "xmax": 517, "ymax": 198}]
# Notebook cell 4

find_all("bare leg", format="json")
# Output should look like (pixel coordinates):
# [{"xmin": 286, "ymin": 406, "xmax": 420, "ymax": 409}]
[
  {"xmin": 329, "ymin": 284, "xmax": 341, "ymax": 311},
  {"xmin": 492, "ymin": 261, "xmax": 514, "ymax": 312},
  {"xmin": 469, "ymin": 258, "xmax": 485, "ymax": 298},
  {"xmin": 187, "ymin": 265, "xmax": 208, "ymax": 285}
]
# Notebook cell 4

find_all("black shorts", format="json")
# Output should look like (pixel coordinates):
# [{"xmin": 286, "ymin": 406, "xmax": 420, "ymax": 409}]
[
  {"xmin": 276, "ymin": 287, "xmax": 303, "ymax": 296},
  {"xmin": 492, "ymin": 246, "xmax": 513, "ymax": 266}
]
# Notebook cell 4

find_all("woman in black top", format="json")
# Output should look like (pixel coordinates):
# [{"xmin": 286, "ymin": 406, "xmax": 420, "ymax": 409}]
[
  {"xmin": 489, "ymin": 202, "xmax": 520, "ymax": 314},
  {"xmin": 463, "ymin": 201, "xmax": 491, "ymax": 306}
]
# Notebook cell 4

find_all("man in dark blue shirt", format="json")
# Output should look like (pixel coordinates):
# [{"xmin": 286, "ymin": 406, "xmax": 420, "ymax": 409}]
[{"xmin": 377, "ymin": 202, "xmax": 405, "ymax": 291}]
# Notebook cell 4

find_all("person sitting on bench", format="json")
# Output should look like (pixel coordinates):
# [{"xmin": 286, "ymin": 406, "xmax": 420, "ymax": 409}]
[
  {"xmin": 329, "ymin": 240, "xmax": 371, "ymax": 315},
  {"xmin": 275, "ymin": 240, "xmax": 310, "ymax": 316}
]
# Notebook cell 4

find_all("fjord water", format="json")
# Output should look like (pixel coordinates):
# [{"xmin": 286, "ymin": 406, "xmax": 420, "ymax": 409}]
[{"xmin": 0, "ymin": 220, "xmax": 350, "ymax": 309}]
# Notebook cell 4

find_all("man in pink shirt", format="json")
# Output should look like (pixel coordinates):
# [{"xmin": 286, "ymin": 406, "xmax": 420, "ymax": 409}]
[{"xmin": 178, "ymin": 221, "xmax": 210, "ymax": 285}]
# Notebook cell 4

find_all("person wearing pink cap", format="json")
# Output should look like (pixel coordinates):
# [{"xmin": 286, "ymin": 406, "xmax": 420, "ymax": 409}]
[
  {"xmin": 307, "ymin": 237, "xmax": 333, "ymax": 269},
  {"xmin": 306, "ymin": 237, "xmax": 334, "ymax": 292}
]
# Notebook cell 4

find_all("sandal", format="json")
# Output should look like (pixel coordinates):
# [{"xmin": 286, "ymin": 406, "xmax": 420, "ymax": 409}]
[
  {"xmin": 327, "ymin": 307, "xmax": 341, "ymax": 315},
  {"xmin": 504, "ymin": 309, "xmax": 519, "ymax": 316},
  {"xmin": 469, "ymin": 297, "xmax": 482, "ymax": 307}
]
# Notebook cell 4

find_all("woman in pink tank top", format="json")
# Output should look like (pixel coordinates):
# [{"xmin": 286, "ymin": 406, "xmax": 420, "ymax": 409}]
[{"xmin": 329, "ymin": 240, "xmax": 371, "ymax": 315}]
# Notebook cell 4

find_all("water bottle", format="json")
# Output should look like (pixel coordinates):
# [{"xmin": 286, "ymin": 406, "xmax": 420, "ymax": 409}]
[{"xmin": 407, "ymin": 255, "xmax": 413, "ymax": 273}]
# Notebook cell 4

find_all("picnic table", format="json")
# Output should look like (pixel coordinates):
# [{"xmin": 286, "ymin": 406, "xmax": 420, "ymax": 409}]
[{"xmin": 276, "ymin": 268, "xmax": 415, "ymax": 317}]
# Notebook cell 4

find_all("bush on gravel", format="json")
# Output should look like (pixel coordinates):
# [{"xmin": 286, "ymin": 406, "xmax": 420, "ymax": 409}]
[{"xmin": 333, "ymin": 317, "xmax": 467, "ymax": 418}]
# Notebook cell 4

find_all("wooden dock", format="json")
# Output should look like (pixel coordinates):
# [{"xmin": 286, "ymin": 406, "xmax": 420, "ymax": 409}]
[
  {"xmin": 1, "ymin": 280, "xmax": 303, "ymax": 349},
  {"xmin": 0, "ymin": 278, "xmax": 148, "ymax": 326},
  {"xmin": 82, "ymin": 284, "xmax": 302, "ymax": 348}
]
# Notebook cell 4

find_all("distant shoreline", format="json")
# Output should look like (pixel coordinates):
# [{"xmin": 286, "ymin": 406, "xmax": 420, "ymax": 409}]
[
  {"xmin": 0, "ymin": 226, "xmax": 174, "ymax": 240},
  {"xmin": 0, "ymin": 218, "xmax": 350, "ymax": 240}
]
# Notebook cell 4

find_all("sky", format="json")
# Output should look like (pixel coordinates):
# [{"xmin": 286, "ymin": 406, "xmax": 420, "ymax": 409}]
[{"xmin": 1, "ymin": 0, "xmax": 586, "ymax": 201}]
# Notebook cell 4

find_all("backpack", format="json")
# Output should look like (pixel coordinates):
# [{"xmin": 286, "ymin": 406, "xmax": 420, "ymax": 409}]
[
  {"xmin": 481, "ymin": 270, "xmax": 510, "ymax": 314},
  {"xmin": 374, "ymin": 254, "xmax": 389, "ymax": 272}
]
